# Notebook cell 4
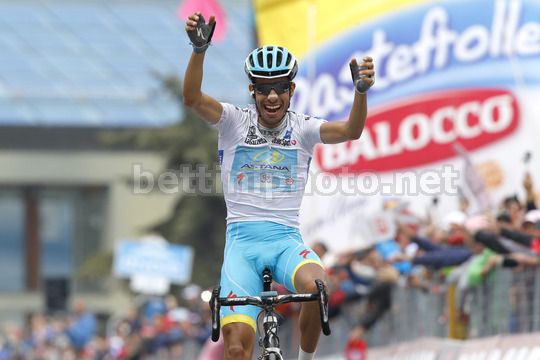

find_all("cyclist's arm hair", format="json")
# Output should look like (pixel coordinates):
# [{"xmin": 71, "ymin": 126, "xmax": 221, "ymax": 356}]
[
  {"xmin": 182, "ymin": 52, "xmax": 223, "ymax": 124},
  {"xmin": 319, "ymin": 92, "xmax": 367, "ymax": 144}
]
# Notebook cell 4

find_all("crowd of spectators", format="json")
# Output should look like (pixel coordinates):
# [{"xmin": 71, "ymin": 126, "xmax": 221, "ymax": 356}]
[
  {"xmin": 1, "ymin": 172, "xmax": 538, "ymax": 359},
  {"xmin": 310, "ymin": 171, "xmax": 540, "ymax": 358},
  {"xmin": 0, "ymin": 286, "xmax": 213, "ymax": 360}
]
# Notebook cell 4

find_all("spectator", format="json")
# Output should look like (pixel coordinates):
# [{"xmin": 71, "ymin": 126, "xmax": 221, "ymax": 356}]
[
  {"xmin": 391, "ymin": 228, "xmax": 473, "ymax": 270},
  {"xmin": 311, "ymin": 241, "xmax": 329, "ymax": 262},
  {"xmin": 66, "ymin": 298, "xmax": 97, "ymax": 355},
  {"xmin": 339, "ymin": 247, "xmax": 399, "ymax": 356}
]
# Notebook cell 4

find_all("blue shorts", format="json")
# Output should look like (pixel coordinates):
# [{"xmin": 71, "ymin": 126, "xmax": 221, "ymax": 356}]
[{"xmin": 219, "ymin": 221, "xmax": 323, "ymax": 332}]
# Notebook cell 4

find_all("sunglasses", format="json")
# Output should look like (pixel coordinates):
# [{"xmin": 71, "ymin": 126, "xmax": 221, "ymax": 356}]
[{"xmin": 252, "ymin": 81, "xmax": 292, "ymax": 95}]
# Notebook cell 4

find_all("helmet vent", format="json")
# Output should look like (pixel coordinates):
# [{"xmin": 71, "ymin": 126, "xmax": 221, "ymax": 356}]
[
  {"xmin": 276, "ymin": 51, "xmax": 283, "ymax": 66},
  {"xmin": 257, "ymin": 51, "xmax": 264, "ymax": 68}
]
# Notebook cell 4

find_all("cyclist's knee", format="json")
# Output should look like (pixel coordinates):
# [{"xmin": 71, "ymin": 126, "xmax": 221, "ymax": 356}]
[
  {"xmin": 294, "ymin": 263, "xmax": 327, "ymax": 293},
  {"xmin": 300, "ymin": 280, "xmax": 321, "ymax": 294},
  {"xmin": 225, "ymin": 344, "xmax": 250, "ymax": 360},
  {"xmin": 222, "ymin": 323, "xmax": 254, "ymax": 360}
]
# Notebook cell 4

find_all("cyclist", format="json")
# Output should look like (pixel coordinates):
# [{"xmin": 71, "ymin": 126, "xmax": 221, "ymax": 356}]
[{"xmin": 183, "ymin": 12, "xmax": 375, "ymax": 360}]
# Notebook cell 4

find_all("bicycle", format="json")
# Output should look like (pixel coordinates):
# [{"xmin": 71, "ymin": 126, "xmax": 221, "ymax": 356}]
[{"xmin": 209, "ymin": 268, "xmax": 331, "ymax": 360}]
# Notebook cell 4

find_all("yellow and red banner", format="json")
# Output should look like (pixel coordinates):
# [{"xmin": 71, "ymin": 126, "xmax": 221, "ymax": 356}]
[{"xmin": 254, "ymin": 0, "xmax": 540, "ymax": 251}]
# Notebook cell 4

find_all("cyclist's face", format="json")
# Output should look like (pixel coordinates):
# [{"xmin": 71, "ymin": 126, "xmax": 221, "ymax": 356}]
[{"xmin": 249, "ymin": 77, "xmax": 295, "ymax": 128}]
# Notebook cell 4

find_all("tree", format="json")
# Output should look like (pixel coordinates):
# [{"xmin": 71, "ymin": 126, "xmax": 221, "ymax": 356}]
[
  {"xmin": 85, "ymin": 74, "xmax": 227, "ymax": 288},
  {"xmin": 145, "ymin": 74, "xmax": 226, "ymax": 287}
]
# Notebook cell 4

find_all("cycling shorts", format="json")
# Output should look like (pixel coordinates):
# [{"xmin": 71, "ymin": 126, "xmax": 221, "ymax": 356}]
[{"xmin": 219, "ymin": 221, "xmax": 323, "ymax": 332}]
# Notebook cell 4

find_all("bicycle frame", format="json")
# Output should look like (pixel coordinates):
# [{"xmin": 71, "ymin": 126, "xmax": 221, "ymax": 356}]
[{"xmin": 209, "ymin": 269, "xmax": 331, "ymax": 360}]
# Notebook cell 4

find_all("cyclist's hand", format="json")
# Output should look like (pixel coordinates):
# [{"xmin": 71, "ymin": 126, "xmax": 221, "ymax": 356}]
[
  {"xmin": 349, "ymin": 56, "xmax": 375, "ymax": 93},
  {"xmin": 185, "ymin": 12, "xmax": 216, "ymax": 54}
]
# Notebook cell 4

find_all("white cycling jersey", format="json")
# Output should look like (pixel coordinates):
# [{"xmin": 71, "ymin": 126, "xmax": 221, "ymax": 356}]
[{"xmin": 216, "ymin": 103, "xmax": 327, "ymax": 228}]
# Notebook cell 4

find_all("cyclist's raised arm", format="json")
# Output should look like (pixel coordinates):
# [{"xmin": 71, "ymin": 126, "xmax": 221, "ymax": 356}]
[
  {"xmin": 320, "ymin": 57, "xmax": 374, "ymax": 144},
  {"xmin": 182, "ymin": 12, "xmax": 223, "ymax": 124}
]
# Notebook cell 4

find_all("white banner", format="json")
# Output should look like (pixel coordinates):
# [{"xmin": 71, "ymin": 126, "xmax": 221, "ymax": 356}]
[{"xmin": 299, "ymin": 1, "xmax": 540, "ymax": 253}]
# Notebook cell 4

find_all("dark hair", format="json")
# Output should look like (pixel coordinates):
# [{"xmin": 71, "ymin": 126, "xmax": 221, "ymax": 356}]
[
  {"xmin": 502, "ymin": 195, "xmax": 521, "ymax": 208},
  {"xmin": 354, "ymin": 245, "xmax": 376, "ymax": 260},
  {"xmin": 312, "ymin": 241, "xmax": 328, "ymax": 253},
  {"xmin": 496, "ymin": 211, "xmax": 512, "ymax": 224}
]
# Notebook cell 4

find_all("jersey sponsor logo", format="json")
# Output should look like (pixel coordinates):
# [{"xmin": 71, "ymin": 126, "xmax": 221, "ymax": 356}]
[
  {"xmin": 218, "ymin": 150, "xmax": 224, "ymax": 165},
  {"xmin": 299, "ymin": 249, "xmax": 311, "ymax": 259},
  {"xmin": 315, "ymin": 89, "xmax": 519, "ymax": 173},
  {"xmin": 244, "ymin": 125, "xmax": 297, "ymax": 147},
  {"xmin": 236, "ymin": 172, "xmax": 246, "ymax": 184},
  {"xmin": 284, "ymin": 129, "xmax": 292, "ymax": 141},
  {"xmin": 260, "ymin": 173, "xmax": 272, "ymax": 183},
  {"xmin": 245, "ymin": 126, "xmax": 268, "ymax": 145},
  {"xmin": 240, "ymin": 164, "xmax": 290, "ymax": 171},
  {"xmin": 271, "ymin": 129, "xmax": 296, "ymax": 146},
  {"xmin": 245, "ymin": 138, "xmax": 268, "ymax": 145},
  {"xmin": 240, "ymin": 149, "xmax": 290, "ymax": 171},
  {"xmin": 230, "ymin": 146, "xmax": 299, "ymax": 192},
  {"xmin": 253, "ymin": 149, "xmax": 285, "ymax": 165},
  {"xmin": 246, "ymin": 126, "xmax": 258, "ymax": 140}
]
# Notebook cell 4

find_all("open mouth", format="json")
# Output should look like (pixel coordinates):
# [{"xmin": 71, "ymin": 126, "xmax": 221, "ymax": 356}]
[{"xmin": 264, "ymin": 104, "xmax": 281, "ymax": 115}]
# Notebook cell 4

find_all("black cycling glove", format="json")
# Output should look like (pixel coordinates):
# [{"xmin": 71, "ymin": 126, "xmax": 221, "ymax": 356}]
[
  {"xmin": 187, "ymin": 14, "xmax": 216, "ymax": 54},
  {"xmin": 349, "ymin": 60, "xmax": 373, "ymax": 94}
]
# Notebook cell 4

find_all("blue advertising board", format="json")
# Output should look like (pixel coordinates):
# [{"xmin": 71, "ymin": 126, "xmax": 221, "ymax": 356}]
[{"xmin": 113, "ymin": 238, "xmax": 194, "ymax": 285}]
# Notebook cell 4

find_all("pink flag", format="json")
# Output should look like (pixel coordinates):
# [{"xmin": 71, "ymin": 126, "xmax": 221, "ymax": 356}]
[{"xmin": 178, "ymin": 0, "xmax": 228, "ymax": 43}]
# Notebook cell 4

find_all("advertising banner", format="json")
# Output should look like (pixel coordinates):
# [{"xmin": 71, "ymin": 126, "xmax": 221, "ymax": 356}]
[
  {"xmin": 113, "ymin": 236, "xmax": 194, "ymax": 285},
  {"xmin": 254, "ymin": 0, "xmax": 540, "ymax": 252}
]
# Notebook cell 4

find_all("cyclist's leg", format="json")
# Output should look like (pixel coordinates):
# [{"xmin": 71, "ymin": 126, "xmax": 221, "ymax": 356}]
[
  {"xmin": 272, "ymin": 227, "xmax": 323, "ymax": 292},
  {"xmin": 274, "ymin": 230, "xmax": 326, "ymax": 355},
  {"xmin": 219, "ymin": 223, "xmax": 262, "ymax": 360},
  {"xmin": 294, "ymin": 262, "xmax": 327, "ymax": 354},
  {"xmin": 222, "ymin": 323, "xmax": 255, "ymax": 360}
]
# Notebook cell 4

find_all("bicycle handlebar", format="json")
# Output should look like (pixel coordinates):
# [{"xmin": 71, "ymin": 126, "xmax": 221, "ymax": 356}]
[
  {"xmin": 210, "ymin": 279, "xmax": 331, "ymax": 342},
  {"xmin": 219, "ymin": 293, "xmax": 319, "ymax": 307}
]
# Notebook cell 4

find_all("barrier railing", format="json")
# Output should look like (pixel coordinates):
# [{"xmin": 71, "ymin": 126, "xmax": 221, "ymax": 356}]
[{"xmin": 277, "ymin": 266, "xmax": 540, "ymax": 358}]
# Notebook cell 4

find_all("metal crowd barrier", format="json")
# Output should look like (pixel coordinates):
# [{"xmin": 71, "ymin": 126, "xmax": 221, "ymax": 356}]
[
  {"xmin": 276, "ymin": 266, "xmax": 540, "ymax": 358},
  {"xmin": 111, "ymin": 267, "xmax": 540, "ymax": 359}
]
